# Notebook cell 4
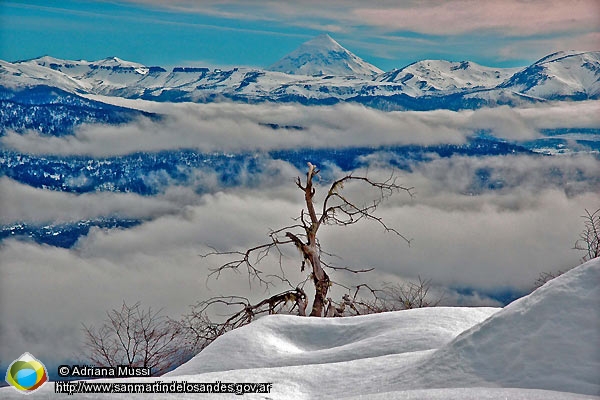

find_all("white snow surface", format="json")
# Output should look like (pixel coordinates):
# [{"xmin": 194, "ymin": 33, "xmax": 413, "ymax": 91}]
[
  {"xmin": 2, "ymin": 258, "xmax": 598, "ymax": 399},
  {"xmin": 169, "ymin": 307, "xmax": 498, "ymax": 376}
]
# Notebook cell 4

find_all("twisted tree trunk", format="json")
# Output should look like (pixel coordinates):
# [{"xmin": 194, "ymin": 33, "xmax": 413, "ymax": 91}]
[
  {"xmin": 287, "ymin": 163, "xmax": 331, "ymax": 316},
  {"xmin": 306, "ymin": 233, "xmax": 329, "ymax": 316}
]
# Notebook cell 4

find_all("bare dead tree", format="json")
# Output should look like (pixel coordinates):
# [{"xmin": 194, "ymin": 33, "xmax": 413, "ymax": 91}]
[
  {"xmin": 82, "ymin": 301, "xmax": 191, "ymax": 376},
  {"xmin": 574, "ymin": 208, "xmax": 600, "ymax": 262},
  {"xmin": 200, "ymin": 162, "xmax": 413, "ymax": 321}
]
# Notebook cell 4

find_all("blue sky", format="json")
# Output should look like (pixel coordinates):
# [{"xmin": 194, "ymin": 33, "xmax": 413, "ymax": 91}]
[{"xmin": 1, "ymin": 0, "xmax": 598, "ymax": 70}]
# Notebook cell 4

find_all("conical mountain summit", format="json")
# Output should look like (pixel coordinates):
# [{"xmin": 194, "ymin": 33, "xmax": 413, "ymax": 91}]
[{"xmin": 268, "ymin": 34, "xmax": 383, "ymax": 76}]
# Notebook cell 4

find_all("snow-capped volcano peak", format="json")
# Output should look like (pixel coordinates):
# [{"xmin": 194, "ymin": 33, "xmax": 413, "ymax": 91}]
[
  {"xmin": 268, "ymin": 34, "xmax": 383, "ymax": 76},
  {"xmin": 302, "ymin": 33, "xmax": 345, "ymax": 52}
]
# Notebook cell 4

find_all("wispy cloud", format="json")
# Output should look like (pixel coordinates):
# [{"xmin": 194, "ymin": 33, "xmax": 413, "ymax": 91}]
[
  {"xmin": 123, "ymin": 0, "xmax": 600, "ymax": 36},
  {"xmin": 96, "ymin": 0, "xmax": 599, "ymax": 68},
  {"xmin": 352, "ymin": 0, "xmax": 600, "ymax": 36},
  {"xmin": 498, "ymin": 32, "xmax": 600, "ymax": 61}
]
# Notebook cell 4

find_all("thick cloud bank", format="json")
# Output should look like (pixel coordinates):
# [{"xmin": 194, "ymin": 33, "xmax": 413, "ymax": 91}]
[{"xmin": 2, "ymin": 101, "xmax": 599, "ymax": 156}]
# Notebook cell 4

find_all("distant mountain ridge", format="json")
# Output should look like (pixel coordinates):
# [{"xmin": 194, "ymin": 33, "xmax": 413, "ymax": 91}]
[
  {"xmin": 499, "ymin": 51, "xmax": 600, "ymax": 100},
  {"xmin": 1, "ymin": 35, "xmax": 598, "ymax": 111},
  {"xmin": 376, "ymin": 60, "xmax": 521, "ymax": 95}
]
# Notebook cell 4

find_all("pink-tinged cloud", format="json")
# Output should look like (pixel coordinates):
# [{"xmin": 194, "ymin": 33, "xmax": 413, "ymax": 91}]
[
  {"xmin": 498, "ymin": 32, "xmax": 600, "ymax": 61},
  {"xmin": 122, "ymin": 0, "xmax": 599, "ymax": 41},
  {"xmin": 353, "ymin": 0, "xmax": 600, "ymax": 36},
  {"xmin": 124, "ymin": 0, "xmax": 599, "ymax": 37}
]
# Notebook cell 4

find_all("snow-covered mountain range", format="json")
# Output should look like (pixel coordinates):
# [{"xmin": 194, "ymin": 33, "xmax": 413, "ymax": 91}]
[{"xmin": 1, "ymin": 35, "xmax": 598, "ymax": 110}]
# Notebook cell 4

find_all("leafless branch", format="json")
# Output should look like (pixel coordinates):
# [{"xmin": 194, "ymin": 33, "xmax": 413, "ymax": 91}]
[
  {"xmin": 320, "ymin": 259, "xmax": 374, "ymax": 274},
  {"xmin": 203, "ymin": 236, "xmax": 294, "ymax": 288},
  {"xmin": 318, "ymin": 174, "xmax": 414, "ymax": 244},
  {"xmin": 179, "ymin": 288, "xmax": 308, "ymax": 352},
  {"xmin": 82, "ymin": 301, "xmax": 191, "ymax": 376},
  {"xmin": 574, "ymin": 208, "xmax": 600, "ymax": 262},
  {"xmin": 328, "ymin": 278, "xmax": 442, "ymax": 317}
]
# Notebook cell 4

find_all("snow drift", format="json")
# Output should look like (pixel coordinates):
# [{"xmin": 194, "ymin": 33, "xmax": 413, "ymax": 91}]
[
  {"xmin": 409, "ymin": 256, "xmax": 600, "ymax": 395},
  {"xmin": 168, "ymin": 307, "xmax": 498, "ymax": 376}
]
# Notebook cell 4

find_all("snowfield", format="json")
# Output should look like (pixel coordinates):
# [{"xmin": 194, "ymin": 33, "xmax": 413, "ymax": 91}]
[{"xmin": 2, "ymin": 258, "xmax": 598, "ymax": 399}]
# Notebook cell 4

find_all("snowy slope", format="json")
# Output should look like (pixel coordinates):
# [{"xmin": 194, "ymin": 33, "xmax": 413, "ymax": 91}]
[
  {"xmin": 404, "ymin": 257, "xmax": 600, "ymax": 395},
  {"xmin": 8, "ymin": 57, "xmax": 311, "ymax": 100},
  {"xmin": 376, "ymin": 60, "xmax": 520, "ymax": 95},
  {"xmin": 2, "ymin": 258, "xmax": 598, "ymax": 399},
  {"xmin": 500, "ymin": 51, "xmax": 600, "ymax": 99},
  {"xmin": 268, "ymin": 34, "xmax": 383, "ymax": 76},
  {"xmin": 0, "ymin": 58, "xmax": 90, "ymax": 92},
  {"xmin": 0, "ymin": 85, "xmax": 155, "ymax": 135}
]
